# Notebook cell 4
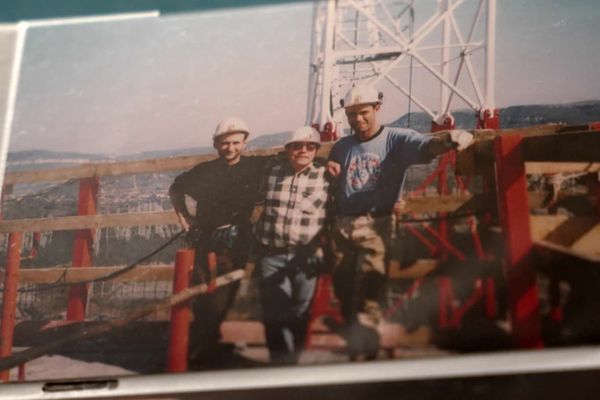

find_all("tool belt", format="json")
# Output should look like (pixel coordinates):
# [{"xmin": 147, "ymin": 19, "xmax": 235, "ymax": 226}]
[
  {"xmin": 259, "ymin": 244, "xmax": 299, "ymax": 257},
  {"xmin": 185, "ymin": 224, "xmax": 240, "ymax": 251}
]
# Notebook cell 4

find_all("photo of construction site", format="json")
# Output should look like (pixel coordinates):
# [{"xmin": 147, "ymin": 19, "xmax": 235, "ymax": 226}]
[{"xmin": 0, "ymin": 0, "xmax": 599, "ymax": 395}]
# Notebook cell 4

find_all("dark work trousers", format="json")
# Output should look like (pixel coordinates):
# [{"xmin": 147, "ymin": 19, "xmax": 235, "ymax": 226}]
[
  {"xmin": 188, "ymin": 229, "xmax": 247, "ymax": 364},
  {"xmin": 258, "ymin": 252, "xmax": 318, "ymax": 365}
]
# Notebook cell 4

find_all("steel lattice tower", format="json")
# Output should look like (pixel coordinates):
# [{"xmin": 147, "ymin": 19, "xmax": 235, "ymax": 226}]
[{"xmin": 306, "ymin": 0, "xmax": 498, "ymax": 139}]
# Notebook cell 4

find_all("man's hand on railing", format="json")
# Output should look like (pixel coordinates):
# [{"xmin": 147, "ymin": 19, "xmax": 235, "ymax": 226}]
[{"xmin": 449, "ymin": 129, "xmax": 474, "ymax": 152}]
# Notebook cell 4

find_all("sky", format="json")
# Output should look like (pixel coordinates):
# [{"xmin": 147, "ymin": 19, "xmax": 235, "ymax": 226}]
[{"xmin": 5, "ymin": 0, "xmax": 600, "ymax": 155}]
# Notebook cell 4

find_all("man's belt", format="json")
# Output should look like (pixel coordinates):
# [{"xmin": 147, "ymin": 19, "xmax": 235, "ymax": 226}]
[
  {"xmin": 340, "ymin": 211, "xmax": 391, "ymax": 218},
  {"xmin": 259, "ymin": 244, "xmax": 298, "ymax": 257}
]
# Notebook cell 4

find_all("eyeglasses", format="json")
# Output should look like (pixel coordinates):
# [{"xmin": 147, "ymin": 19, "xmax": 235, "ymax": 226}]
[{"xmin": 288, "ymin": 142, "xmax": 319, "ymax": 151}]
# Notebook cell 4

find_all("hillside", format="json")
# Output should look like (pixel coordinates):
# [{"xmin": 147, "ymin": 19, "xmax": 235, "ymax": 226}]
[{"xmin": 390, "ymin": 100, "xmax": 600, "ymax": 132}]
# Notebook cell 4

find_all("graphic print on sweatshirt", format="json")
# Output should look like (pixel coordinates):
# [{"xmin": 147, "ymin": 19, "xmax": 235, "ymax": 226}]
[{"xmin": 346, "ymin": 152, "xmax": 382, "ymax": 192}]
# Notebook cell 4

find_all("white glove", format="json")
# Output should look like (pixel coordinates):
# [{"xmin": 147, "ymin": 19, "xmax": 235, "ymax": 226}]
[{"xmin": 449, "ymin": 129, "xmax": 474, "ymax": 151}]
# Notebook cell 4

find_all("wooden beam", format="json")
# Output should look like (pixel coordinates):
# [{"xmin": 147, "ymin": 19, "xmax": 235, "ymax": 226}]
[
  {"xmin": 522, "ymin": 131, "xmax": 600, "ymax": 163},
  {"xmin": 525, "ymin": 162, "xmax": 600, "ymax": 175},
  {"xmin": 2, "ymin": 124, "xmax": 570, "ymax": 185},
  {"xmin": 394, "ymin": 194, "xmax": 493, "ymax": 215},
  {"xmin": 388, "ymin": 259, "xmax": 439, "ymax": 279},
  {"xmin": 530, "ymin": 214, "xmax": 600, "ymax": 262},
  {"xmin": 0, "ymin": 194, "xmax": 493, "ymax": 234},
  {"xmin": 570, "ymin": 222, "xmax": 600, "ymax": 260},
  {"xmin": 534, "ymin": 240, "xmax": 600, "ymax": 264},
  {"xmin": 4, "ymin": 142, "xmax": 336, "ymax": 185},
  {"xmin": 0, "ymin": 265, "xmax": 174, "ymax": 284},
  {"xmin": 530, "ymin": 214, "xmax": 571, "ymax": 242},
  {"xmin": 540, "ymin": 217, "xmax": 598, "ymax": 248},
  {"xmin": 455, "ymin": 126, "xmax": 564, "ymax": 176},
  {"xmin": 0, "ymin": 211, "xmax": 179, "ymax": 233},
  {"xmin": 458, "ymin": 130, "xmax": 600, "ymax": 174},
  {"xmin": 530, "ymin": 215, "xmax": 599, "ymax": 243},
  {"xmin": 473, "ymin": 123, "xmax": 566, "ymax": 140}
]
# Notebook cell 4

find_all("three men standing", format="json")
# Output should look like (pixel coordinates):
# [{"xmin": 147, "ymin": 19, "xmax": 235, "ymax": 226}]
[{"xmin": 170, "ymin": 84, "xmax": 473, "ymax": 365}]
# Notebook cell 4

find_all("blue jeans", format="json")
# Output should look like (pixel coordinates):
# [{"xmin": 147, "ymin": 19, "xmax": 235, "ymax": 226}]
[{"xmin": 258, "ymin": 253, "xmax": 318, "ymax": 365}]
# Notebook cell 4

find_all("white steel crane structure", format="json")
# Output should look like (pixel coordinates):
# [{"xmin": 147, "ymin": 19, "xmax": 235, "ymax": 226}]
[{"xmin": 306, "ymin": 0, "xmax": 498, "ymax": 139}]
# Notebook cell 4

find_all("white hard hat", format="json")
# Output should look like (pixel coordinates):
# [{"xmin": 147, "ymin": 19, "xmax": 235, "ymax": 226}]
[
  {"xmin": 284, "ymin": 126, "xmax": 321, "ymax": 147},
  {"xmin": 213, "ymin": 117, "xmax": 250, "ymax": 141},
  {"xmin": 340, "ymin": 85, "xmax": 383, "ymax": 108}
]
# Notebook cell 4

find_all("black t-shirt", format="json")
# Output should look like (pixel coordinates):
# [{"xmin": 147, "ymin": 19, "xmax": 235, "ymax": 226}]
[{"xmin": 170, "ymin": 155, "xmax": 273, "ymax": 233}]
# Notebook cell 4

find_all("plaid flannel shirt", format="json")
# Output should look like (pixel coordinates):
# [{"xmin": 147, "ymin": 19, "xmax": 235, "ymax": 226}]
[{"xmin": 255, "ymin": 161, "xmax": 330, "ymax": 248}]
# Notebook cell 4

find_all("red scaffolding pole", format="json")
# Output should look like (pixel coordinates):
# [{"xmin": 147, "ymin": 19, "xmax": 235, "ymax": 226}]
[
  {"xmin": 167, "ymin": 248, "xmax": 194, "ymax": 373},
  {"xmin": 66, "ymin": 177, "xmax": 99, "ymax": 321},
  {"xmin": 0, "ymin": 232, "xmax": 23, "ymax": 382},
  {"xmin": 494, "ymin": 134, "xmax": 543, "ymax": 348}
]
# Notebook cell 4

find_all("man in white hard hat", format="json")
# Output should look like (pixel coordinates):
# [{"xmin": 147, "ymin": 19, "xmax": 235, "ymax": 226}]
[
  {"xmin": 327, "ymin": 84, "xmax": 474, "ymax": 360},
  {"xmin": 169, "ymin": 116, "xmax": 273, "ymax": 367},
  {"xmin": 254, "ymin": 126, "xmax": 331, "ymax": 365}
]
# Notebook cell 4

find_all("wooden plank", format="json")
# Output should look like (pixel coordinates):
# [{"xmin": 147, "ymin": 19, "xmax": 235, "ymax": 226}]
[
  {"xmin": 0, "ymin": 211, "xmax": 179, "ymax": 233},
  {"xmin": 522, "ymin": 131, "xmax": 600, "ymax": 163},
  {"xmin": 1, "ymin": 124, "xmax": 572, "ymax": 185},
  {"xmin": 397, "ymin": 194, "xmax": 490, "ymax": 215},
  {"xmin": 571, "ymin": 222, "xmax": 600, "ymax": 260},
  {"xmin": 4, "ymin": 142, "xmax": 336, "ymax": 185},
  {"xmin": 525, "ymin": 162, "xmax": 600, "ymax": 175},
  {"xmin": 0, "ymin": 265, "xmax": 174, "ymax": 284},
  {"xmin": 530, "ymin": 214, "xmax": 570, "ymax": 241},
  {"xmin": 0, "ymin": 192, "xmax": 490, "ymax": 238},
  {"xmin": 534, "ymin": 240, "xmax": 600, "ymax": 264},
  {"xmin": 541, "ymin": 217, "xmax": 598, "ymax": 247},
  {"xmin": 530, "ymin": 215, "xmax": 600, "ymax": 262},
  {"xmin": 457, "ymin": 128, "xmax": 600, "ymax": 175},
  {"xmin": 473, "ymin": 123, "xmax": 565, "ymax": 139},
  {"xmin": 388, "ymin": 259, "xmax": 439, "ymax": 279},
  {"xmin": 530, "ymin": 215, "xmax": 599, "ymax": 244}
]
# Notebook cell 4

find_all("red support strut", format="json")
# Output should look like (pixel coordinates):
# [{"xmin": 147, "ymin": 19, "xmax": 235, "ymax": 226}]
[
  {"xmin": 18, "ymin": 363, "xmax": 26, "ymax": 381},
  {"xmin": 66, "ymin": 177, "xmax": 99, "ymax": 321},
  {"xmin": 313, "ymin": 122, "xmax": 338, "ymax": 142},
  {"xmin": 0, "ymin": 232, "xmax": 23, "ymax": 382},
  {"xmin": 207, "ymin": 251, "xmax": 217, "ymax": 294},
  {"xmin": 167, "ymin": 248, "xmax": 194, "ymax": 373},
  {"xmin": 477, "ymin": 109, "xmax": 500, "ymax": 129},
  {"xmin": 494, "ymin": 134, "xmax": 543, "ymax": 348},
  {"xmin": 431, "ymin": 117, "xmax": 455, "ymax": 261}
]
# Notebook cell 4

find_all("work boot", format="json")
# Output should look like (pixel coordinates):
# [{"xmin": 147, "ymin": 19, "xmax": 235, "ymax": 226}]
[
  {"xmin": 188, "ymin": 342, "xmax": 236, "ymax": 370},
  {"xmin": 346, "ymin": 323, "xmax": 380, "ymax": 361}
]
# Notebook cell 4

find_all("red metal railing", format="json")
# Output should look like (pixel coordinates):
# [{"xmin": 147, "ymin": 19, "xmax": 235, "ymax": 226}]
[
  {"xmin": 0, "ymin": 232, "xmax": 23, "ymax": 381},
  {"xmin": 166, "ymin": 249, "xmax": 194, "ymax": 373}
]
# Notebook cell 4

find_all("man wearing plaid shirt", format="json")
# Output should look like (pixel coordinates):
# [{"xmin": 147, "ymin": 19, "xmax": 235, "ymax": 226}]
[{"xmin": 255, "ymin": 126, "xmax": 330, "ymax": 365}]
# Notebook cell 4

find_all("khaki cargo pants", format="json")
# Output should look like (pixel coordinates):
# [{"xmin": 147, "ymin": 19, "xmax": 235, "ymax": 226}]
[{"xmin": 330, "ymin": 214, "xmax": 392, "ymax": 329}]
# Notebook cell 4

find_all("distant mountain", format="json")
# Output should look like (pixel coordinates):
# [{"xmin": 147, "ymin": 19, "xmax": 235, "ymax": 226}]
[
  {"xmin": 6, "ymin": 150, "xmax": 112, "ymax": 171},
  {"xmin": 246, "ymin": 131, "xmax": 290, "ymax": 149},
  {"xmin": 5, "ymin": 147, "xmax": 215, "ymax": 173},
  {"xmin": 390, "ymin": 100, "xmax": 600, "ymax": 132}
]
